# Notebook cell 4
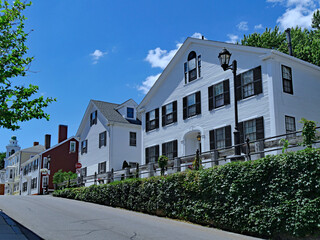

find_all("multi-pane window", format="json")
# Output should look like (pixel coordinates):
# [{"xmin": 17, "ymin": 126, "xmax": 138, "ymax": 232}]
[
  {"xmin": 70, "ymin": 141, "xmax": 76, "ymax": 153},
  {"xmin": 90, "ymin": 110, "xmax": 97, "ymax": 126},
  {"xmin": 183, "ymin": 92, "xmax": 201, "ymax": 119},
  {"xmin": 238, "ymin": 117, "xmax": 264, "ymax": 143},
  {"xmin": 208, "ymin": 80, "xmax": 230, "ymax": 110},
  {"xmin": 162, "ymin": 140, "xmax": 178, "ymax": 160},
  {"xmin": 282, "ymin": 65, "xmax": 293, "ymax": 94},
  {"xmin": 146, "ymin": 108, "xmax": 159, "ymax": 132},
  {"xmin": 285, "ymin": 116, "xmax": 296, "ymax": 137},
  {"xmin": 23, "ymin": 182, "xmax": 27, "ymax": 192},
  {"xmin": 130, "ymin": 132, "xmax": 137, "ymax": 146},
  {"xmin": 31, "ymin": 178, "xmax": 37, "ymax": 189},
  {"xmin": 80, "ymin": 167, "xmax": 87, "ymax": 178},
  {"xmin": 242, "ymin": 70, "xmax": 254, "ymax": 98},
  {"xmin": 184, "ymin": 51, "xmax": 201, "ymax": 83},
  {"xmin": 42, "ymin": 176, "xmax": 48, "ymax": 188},
  {"xmin": 127, "ymin": 107, "xmax": 134, "ymax": 118},
  {"xmin": 43, "ymin": 157, "xmax": 49, "ymax": 169},
  {"xmin": 98, "ymin": 162, "xmax": 106, "ymax": 174},
  {"xmin": 244, "ymin": 120, "xmax": 256, "ymax": 141},
  {"xmin": 81, "ymin": 140, "xmax": 88, "ymax": 154},
  {"xmin": 99, "ymin": 131, "xmax": 106, "ymax": 148},
  {"xmin": 236, "ymin": 66, "xmax": 262, "ymax": 100},
  {"xmin": 162, "ymin": 101, "xmax": 177, "ymax": 126},
  {"xmin": 145, "ymin": 145, "xmax": 159, "ymax": 164},
  {"xmin": 209, "ymin": 126, "xmax": 232, "ymax": 150}
]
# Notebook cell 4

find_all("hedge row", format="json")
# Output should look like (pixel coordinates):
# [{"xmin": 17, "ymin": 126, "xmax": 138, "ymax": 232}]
[{"xmin": 53, "ymin": 148, "xmax": 320, "ymax": 239}]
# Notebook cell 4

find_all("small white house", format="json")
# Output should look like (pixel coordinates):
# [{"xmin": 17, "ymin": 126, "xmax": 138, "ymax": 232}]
[
  {"xmin": 76, "ymin": 99, "xmax": 141, "ymax": 185},
  {"xmin": 137, "ymin": 37, "xmax": 320, "ymax": 165},
  {"xmin": 20, "ymin": 154, "xmax": 41, "ymax": 196}
]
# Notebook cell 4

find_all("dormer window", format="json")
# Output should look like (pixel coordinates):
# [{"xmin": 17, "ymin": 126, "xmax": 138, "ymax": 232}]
[
  {"xmin": 90, "ymin": 110, "xmax": 97, "ymax": 126},
  {"xmin": 184, "ymin": 51, "xmax": 202, "ymax": 83},
  {"xmin": 127, "ymin": 107, "xmax": 134, "ymax": 118}
]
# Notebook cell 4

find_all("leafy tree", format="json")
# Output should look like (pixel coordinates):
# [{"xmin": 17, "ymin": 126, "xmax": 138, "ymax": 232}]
[
  {"xmin": 312, "ymin": 9, "xmax": 320, "ymax": 30},
  {"xmin": 0, "ymin": 152, "xmax": 6, "ymax": 169},
  {"xmin": 0, "ymin": 1, "xmax": 55, "ymax": 131},
  {"xmin": 300, "ymin": 118, "xmax": 317, "ymax": 148},
  {"xmin": 53, "ymin": 169, "xmax": 77, "ymax": 187},
  {"xmin": 241, "ymin": 26, "xmax": 320, "ymax": 67}
]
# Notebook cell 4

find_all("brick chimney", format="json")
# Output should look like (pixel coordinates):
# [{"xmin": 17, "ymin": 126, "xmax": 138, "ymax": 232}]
[
  {"xmin": 58, "ymin": 125, "xmax": 68, "ymax": 143},
  {"xmin": 33, "ymin": 142, "xmax": 39, "ymax": 146},
  {"xmin": 45, "ymin": 134, "xmax": 51, "ymax": 150}
]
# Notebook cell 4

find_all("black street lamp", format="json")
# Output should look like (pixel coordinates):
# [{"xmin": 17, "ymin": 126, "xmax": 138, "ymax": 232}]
[
  {"xmin": 218, "ymin": 48, "xmax": 241, "ymax": 157},
  {"xmin": 196, "ymin": 133, "xmax": 201, "ymax": 154}
]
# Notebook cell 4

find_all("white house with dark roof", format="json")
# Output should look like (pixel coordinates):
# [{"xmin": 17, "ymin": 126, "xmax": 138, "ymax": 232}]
[
  {"xmin": 76, "ymin": 99, "xmax": 141, "ymax": 184},
  {"xmin": 137, "ymin": 37, "xmax": 320, "ymax": 165}
]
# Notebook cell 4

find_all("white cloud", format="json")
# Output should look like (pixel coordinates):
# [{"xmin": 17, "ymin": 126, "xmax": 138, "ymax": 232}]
[
  {"xmin": 266, "ymin": 0, "xmax": 319, "ymax": 30},
  {"xmin": 138, "ymin": 32, "xmax": 204, "ymax": 94},
  {"xmin": 254, "ymin": 24, "xmax": 264, "ymax": 30},
  {"xmin": 191, "ymin": 32, "xmax": 205, "ymax": 39},
  {"xmin": 90, "ymin": 49, "xmax": 107, "ymax": 64},
  {"xmin": 226, "ymin": 34, "xmax": 239, "ymax": 43},
  {"xmin": 144, "ymin": 43, "xmax": 182, "ymax": 69},
  {"xmin": 137, "ymin": 73, "xmax": 161, "ymax": 94},
  {"xmin": 237, "ymin": 21, "xmax": 249, "ymax": 31}
]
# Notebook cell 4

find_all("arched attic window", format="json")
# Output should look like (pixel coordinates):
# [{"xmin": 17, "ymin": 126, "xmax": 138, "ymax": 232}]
[{"xmin": 184, "ymin": 51, "xmax": 201, "ymax": 83}]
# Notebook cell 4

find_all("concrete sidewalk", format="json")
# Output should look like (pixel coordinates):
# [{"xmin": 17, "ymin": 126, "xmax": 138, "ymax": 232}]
[{"xmin": 0, "ymin": 210, "xmax": 28, "ymax": 240}]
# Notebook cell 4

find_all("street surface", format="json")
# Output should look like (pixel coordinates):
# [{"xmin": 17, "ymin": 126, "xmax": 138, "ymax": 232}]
[{"xmin": 0, "ymin": 195, "xmax": 262, "ymax": 240}]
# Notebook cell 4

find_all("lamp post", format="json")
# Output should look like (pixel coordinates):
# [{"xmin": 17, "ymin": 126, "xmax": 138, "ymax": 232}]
[
  {"xmin": 197, "ymin": 133, "xmax": 201, "ymax": 154},
  {"xmin": 218, "ymin": 48, "xmax": 241, "ymax": 157}
]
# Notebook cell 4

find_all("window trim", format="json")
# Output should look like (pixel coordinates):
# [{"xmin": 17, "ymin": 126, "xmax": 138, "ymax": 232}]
[
  {"xmin": 208, "ymin": 80, "xmax": 230, "ymax": 110},
  {"xmin": 81, "ymin": 140, "xmax": 88, "ymax": 154},
  {"xmin": 282, "ymin": 65, "xmax": 293, "ymax": 94},
  {"xmin": 127, "ymin": 107, "xmax": 134, "ymax": 119},
  {"xmin": 145, "ymin": 145, "xmax": 159, "ymax": 164},
  {"xmin": 184, "ymin": 51, "xmax": 201, "ymax": 84},
  {"xmin": 90, "ymin": 110, "xmax": 98, "ymax": 126},
  {"xmin": 129, "ymin": 132, "xmax": 137, "ymax": 147},
  {"xmin": 146, "ymin": 108, "xmax": 159, "ymax": 132},
  {"xmin": 99, "ymin": 131, "xmax": 107, "ymax": 148},
  {"xmin": 236, "ymin": 66, "xmax": 262, "ymax": 101},
  {"xmin": 162, "ymin": 140, "xmax": 178, "ymax": 160},
  {"xmin": 285, "ymin": 115, "xmax": 296, "ymax": 137},
  {"xmin": 98, "ymin": 161, "xmax": 106, "ymax": 174},
  {"xmin": 42, "ymin": 176, "xmax": 49, "ymax": 189},
  {"xmin": 183, "ymin": 91, "xmax": 201, "ymax": 119},
  {"xmin": 162, "ymin": 101, "xmax": 177, "ymax": 126},
  {"xmin": 209, "ymin": 126, "xmax": 232, "ymax": 150},
  {"xmin": 70, "ymin": 141, "xmax": 76, "ymax": 153}
]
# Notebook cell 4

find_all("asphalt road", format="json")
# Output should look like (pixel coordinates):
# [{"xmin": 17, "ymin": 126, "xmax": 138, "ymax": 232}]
[{"xmin": 0, "ymin": 195, "xmax": 262, "ymax": 240}]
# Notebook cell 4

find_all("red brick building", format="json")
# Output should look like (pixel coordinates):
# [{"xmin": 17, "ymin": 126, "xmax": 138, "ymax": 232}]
[{"xmin": 39, "ymin": 125, "xmax": 79, "ymax": 194}]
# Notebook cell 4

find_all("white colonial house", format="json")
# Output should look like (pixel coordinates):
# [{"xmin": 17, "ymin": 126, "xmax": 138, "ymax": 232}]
[
  {"xmin": 20, "ymin": 154, "xmax": 41, "ymax": 196},
  {"xmin": 4, "ymin": 138, "xmax": 45, "ymax": 195},
  {"xmin": 76, "ymin": 99, "xmax": 141, "ymax": 184},
  {"xmin": 137, "ymin": 37, "xmax": 320, "ymax": 165}
]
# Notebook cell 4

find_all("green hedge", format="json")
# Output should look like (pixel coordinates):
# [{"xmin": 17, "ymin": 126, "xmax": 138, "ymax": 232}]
[{"xmin": 53, "ymin": 148, "xmax": 320, "ymax": 239}]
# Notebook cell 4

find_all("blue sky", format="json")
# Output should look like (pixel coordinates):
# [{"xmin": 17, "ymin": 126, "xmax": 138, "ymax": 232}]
[{"xmin": 1, "ymin": 0, "xmax": 319, "ymax": 150}]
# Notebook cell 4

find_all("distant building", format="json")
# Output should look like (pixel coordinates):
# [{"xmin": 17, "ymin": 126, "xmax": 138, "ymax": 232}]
[
  {"xmin": 4, "ymin": 137, "xmax": 45, "ymax": 195},
  {"xmin": 20, "ymin": 125, "xmax": 79, "ymax": 195},
  {"xmin": 76, "ymin": 99, "xmax": 141, "ymax": 185}
]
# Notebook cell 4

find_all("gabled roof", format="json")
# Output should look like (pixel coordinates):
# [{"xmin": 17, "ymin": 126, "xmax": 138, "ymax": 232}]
[
  {"xmin": 138, "ymin": 37, "xmax": 320, "ymax": 109},
  {"xmin": 76, "ymin": 99, "xmax": 141, "ymax": 137},
  {"xmin": 21, "ymin": 145, "xmax": 45, "ymax": 153},
  {"xmin": 115, "ymin": 98, "xmax": 138, "ymax": 110}
]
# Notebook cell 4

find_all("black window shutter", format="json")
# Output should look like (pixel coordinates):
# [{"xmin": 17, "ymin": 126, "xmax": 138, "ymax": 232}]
[
  {"xmin": 155, "ymin": 108, "xmax": 159, "ymax": 128},
  {"xmin": 104, "ymin": 131, "xmax": 107, "ymax": 146},
  {"xmin": 253, "ymin": 66, "xmax": 262, "ymax": 95},
  {"xmin": 145, "ymin": 148, "xmax": 149, "ymax": 164},
  {"xmin": 85, "ymin": 140, "xmax": 88, "ymax": 153},
  {"xmin": 90, "ymin": 113, "xmax": 92, "ymax": 126},
  {"xmin": 235, "ymin": 74, "xmax": 242, "ymax": 100},
  {"xmin": 81, "ymin": 141, "xmax": 83, "ymax": 154},
  {"xmin": 173, "ymin": 140, "xmax": 178, "ymax": 158},
  {"xmin": 183, "ymin": 97, "xmax": 187, "ymax": 120},
  {"xmin": 208, "ymin": 86, "xmax": 214, "ymax": 110},
  {"xmin": 99, "ymin": 134, "xmax": 101, "ymax": 148},
  {"xmin": 209, "ymin": 130, "xmax": 215, "ymax": 150},
  {"xmin": 223, "ymin": 80, "xmax": 230, "ymax": 105},
  {"xmin": 256, "ymin": 117, "xmax": 264, "ymax": 140},
  {"xmin": 162, "ymin": 143, "xmax": 166, "ymax": 156},
  {"xmin": 155, "ymin": 145, "xmax": 159, "ymax": 161},
  {"xmin": 195, "ymin": 91, "xmax": 201, "ymax": 115},
  {"xmin": 173, "ymin": 101, "xmax": 177, "ymax": 123},
  {"xmin": 146, "ymin": 112, "xmax": 150, "ymax": 132},
  {"xmin": 103, "ymin": 161, "xmax": 106, "ymax": 172},
  {"xmin": 225, "ymin": 125, "xmax": 232, "ymax": 147},
  {"xmin": 184, "ymin": 62, "xmax": 188, "ymax": 84},
  {"xmin": 98, "ymin": 163, "xmax": 101, "ymax": 173},
  {"xmin": 95, "ymin": 110, "xmax": 98, "ymax": 124},
  {"xmin": 238, "ymin": 122, "xmax": 244, "ymax": 144},
  {"xmin": 162, "ymin": 106, "xmax": 166, "ymax": 127}
]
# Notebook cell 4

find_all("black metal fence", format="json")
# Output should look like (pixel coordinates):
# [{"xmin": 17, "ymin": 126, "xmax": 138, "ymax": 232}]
[{"xmin": 57, "ymin": 127, "xmax": 320, "ymax": 188}]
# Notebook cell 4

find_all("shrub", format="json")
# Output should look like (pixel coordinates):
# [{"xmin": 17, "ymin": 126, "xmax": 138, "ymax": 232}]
[{"xmin": 53, "ymin": 148, "xmax": 320, "ymax": 239}]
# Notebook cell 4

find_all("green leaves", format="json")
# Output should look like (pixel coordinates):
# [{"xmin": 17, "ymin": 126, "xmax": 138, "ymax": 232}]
[
  {"xmin": 0, "ymin": 0, "xmax": 55, "ymax": 130},
  {"xmin": 241, "ymin": 26, "xmax": 320, "ymax": 67}
]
